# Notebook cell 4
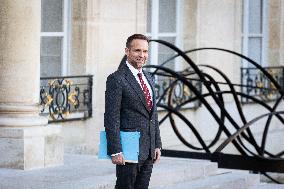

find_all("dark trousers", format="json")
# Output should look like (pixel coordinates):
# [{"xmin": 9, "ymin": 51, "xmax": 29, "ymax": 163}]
[{"xmin": 115, "ymin": 157, "xmax": 153, "ymax": 189}]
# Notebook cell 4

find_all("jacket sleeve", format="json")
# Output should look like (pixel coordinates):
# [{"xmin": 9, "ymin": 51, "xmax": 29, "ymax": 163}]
[
  {"xmin": 104, "ymin": 74, "xmax": 122, "ymax": 155},
  {"xmin": 149, "ymin": 73, "xmax": 162, "ymax": 149},
  {"xmin": 154, "ymin": 100, "xmax": 162, "ymax": 149}
]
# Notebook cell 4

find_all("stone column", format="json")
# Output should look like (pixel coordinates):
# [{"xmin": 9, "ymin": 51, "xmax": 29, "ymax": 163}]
[{"xmin": 0, "ymin": 0, "xmax": 63, "ymax": 169}]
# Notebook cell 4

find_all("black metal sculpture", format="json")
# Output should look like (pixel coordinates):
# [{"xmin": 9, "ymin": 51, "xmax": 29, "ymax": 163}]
[{"xmin": 143, "ymin": 40, "xmax": 284, "ymax": 183}]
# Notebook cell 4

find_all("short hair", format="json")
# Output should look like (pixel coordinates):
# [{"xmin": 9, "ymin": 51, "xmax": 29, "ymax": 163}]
[{"xmin": 126, "ymin": 34, "xmax": 149, "ymax": 48}]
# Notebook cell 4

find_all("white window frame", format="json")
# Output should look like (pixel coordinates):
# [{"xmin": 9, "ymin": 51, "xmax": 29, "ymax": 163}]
[
  {"xmin": 146, "ymin": 0, "xmax": 183, "ymax": 71},
  {"xmin": 40, "ymin": 0, "xmax": 72, "ymax": 76},
  {"xmin": 242, "ymin": 0, "xmax": 268, "ymax": 67}
]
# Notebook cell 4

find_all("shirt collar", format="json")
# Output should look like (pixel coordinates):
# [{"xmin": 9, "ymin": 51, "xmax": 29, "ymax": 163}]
[{"xmin": 126, "ymin": 61, "xmax": 142, "ymax": 76}]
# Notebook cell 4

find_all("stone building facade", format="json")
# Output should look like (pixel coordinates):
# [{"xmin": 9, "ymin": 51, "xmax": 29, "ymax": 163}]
[{"xmin": 1, "ymin": 0, "xmax": 284, "ymax": 169}]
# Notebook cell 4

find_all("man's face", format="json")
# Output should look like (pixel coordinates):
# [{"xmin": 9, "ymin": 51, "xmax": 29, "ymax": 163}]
[{"xmin": 125, "ymin": 39, "xmax": 149, "ymax": 70}]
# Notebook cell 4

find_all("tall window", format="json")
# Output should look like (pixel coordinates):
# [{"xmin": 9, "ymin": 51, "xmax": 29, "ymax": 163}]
[
  {"xmin": 40, "ymin": 0, "xmax": 71, "ymax": 77},
  {"xmin": 146, "ymin": 0, "xmax": 182, "ymax": 71},
  {"xmin": 242, "ymin": 0, "xmax": 268, "ymax": 67}
]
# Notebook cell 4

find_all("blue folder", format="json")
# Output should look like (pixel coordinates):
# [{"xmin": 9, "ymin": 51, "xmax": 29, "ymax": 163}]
[{"xmin": 98, "ymin": 131, "xmax": 140, "ymax": 163}]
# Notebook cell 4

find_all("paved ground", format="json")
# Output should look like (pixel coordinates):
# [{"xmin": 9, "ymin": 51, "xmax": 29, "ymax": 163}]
[
  {"xmin": 1, "ymin": 154, "xmax": 283, "ymax": 189},
  {"xmin": 1, "ymin": 154, "xmax": 212, "ymax": 189},
  {"xmin": 0, "ymin": 154, "xmax": 116, "ymax": 189}
]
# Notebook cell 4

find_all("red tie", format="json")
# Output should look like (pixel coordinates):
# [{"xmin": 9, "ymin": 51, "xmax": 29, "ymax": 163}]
[{"xmin": 137, "ymin": 73, "xmax": 153, "ymax": 110}]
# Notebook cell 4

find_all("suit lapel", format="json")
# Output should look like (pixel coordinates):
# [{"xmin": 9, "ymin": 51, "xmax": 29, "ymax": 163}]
[{"xmin": 121, "ymin": 64, "xmax": 149, "ymax": 112}]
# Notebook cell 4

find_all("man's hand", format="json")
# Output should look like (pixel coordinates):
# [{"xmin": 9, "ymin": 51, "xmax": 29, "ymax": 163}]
[
  {"xmin": 111, "ymin": 153, "xmax": 125, "ymax": 165},
  {"xmin": 154, "ymin": 148, "xmax": 161, "ymax": 164}
]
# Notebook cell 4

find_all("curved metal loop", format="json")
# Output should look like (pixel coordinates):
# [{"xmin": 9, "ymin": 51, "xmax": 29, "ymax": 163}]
[{"xmin": 215, "ymin": 111, "xmax": 284, "ymax": 156}]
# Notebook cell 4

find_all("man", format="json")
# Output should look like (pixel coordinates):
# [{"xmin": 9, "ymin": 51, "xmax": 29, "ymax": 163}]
[{"xmin": 104, "ymin": 34, "xmax": 162, "ymax": 189}]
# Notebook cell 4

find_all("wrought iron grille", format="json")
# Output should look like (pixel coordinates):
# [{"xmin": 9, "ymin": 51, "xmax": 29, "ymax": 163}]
[
  {"xmin": 241, "ymin": 67, "xmax": 284, "ymax": 103},
  {"xmin": 153, "ymin": 69, "xmax": 202, "ymax": 110},
  {"xmin": 40, "ymin": 75, "xmax": 93, "ymax": 122}
]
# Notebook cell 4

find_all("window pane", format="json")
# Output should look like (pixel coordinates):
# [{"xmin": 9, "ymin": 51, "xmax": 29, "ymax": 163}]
[
  {"xmin": 41, "ymin": 37, "xmax": 63, "ymax": 77},
  {"xmin": 242, "ymin": 0, "xmax": 245, "ymax": 33},
  {"xmin": 147, "ymin": 0, "xmax": 152, "ymax": 33},
  {"xmin": 158, "ymin": 37, "xmax": 176, "ymax": 69},
  {"xmin": 248, "ymin": 37, "xmax": 262, "ymax": 65},
  {"xmin": 159, "ymin": 0, "xmax": 176, "ymax": 33},
  {"xmin": 41, "ymin": 0, "xmax": 63, "ymax": 32},
  {"xmin": 249, "ymin": 0, "xmax": 262, "ymax": 33}
]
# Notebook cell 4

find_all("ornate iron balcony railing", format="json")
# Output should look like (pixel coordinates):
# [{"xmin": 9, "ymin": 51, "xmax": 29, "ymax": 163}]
[
  {"xmin": 40, "ymin": 75, "xmax": 93, "ymax": 123},
  {"xmin": 241, "ymin": 66, "xmax": 284, "ymax": 103},
  {"xmin": 153, "ymin": 69, "xmax": 202, "ymax": 110}
]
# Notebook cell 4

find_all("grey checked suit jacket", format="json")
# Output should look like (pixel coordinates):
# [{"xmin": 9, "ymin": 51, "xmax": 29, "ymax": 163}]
[{"xmin": 104, "ymin": 62, "xmax": 162, "ymax": 161}]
